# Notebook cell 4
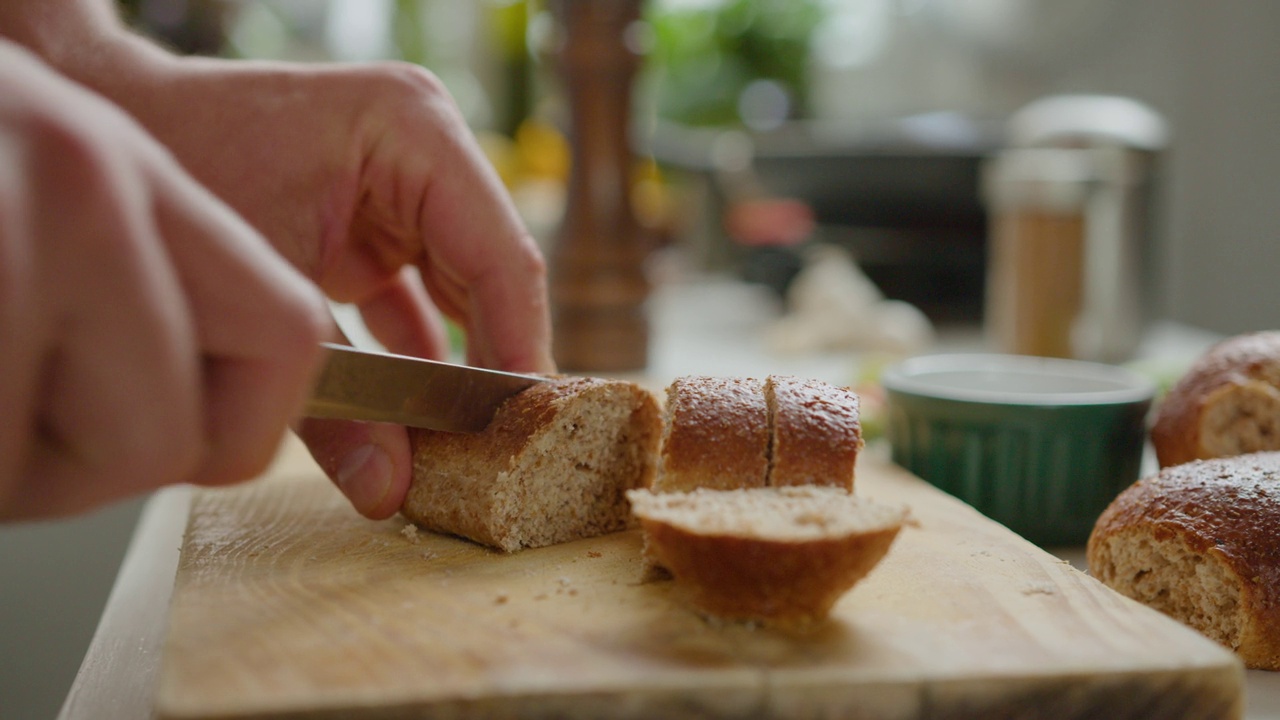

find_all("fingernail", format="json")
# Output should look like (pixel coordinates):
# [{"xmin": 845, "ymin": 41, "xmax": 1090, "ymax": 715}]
[{"xmin": 336, "ymin": 444, "xmax": 393, "ymax": 516}]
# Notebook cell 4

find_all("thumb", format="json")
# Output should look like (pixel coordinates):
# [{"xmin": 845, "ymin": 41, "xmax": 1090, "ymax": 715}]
[{"xmin": 294, "ymin": 417, "xmax": 411, "ymax": 520}]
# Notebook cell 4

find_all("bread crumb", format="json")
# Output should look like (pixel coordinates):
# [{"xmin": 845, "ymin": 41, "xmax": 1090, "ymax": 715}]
[{"xmin": 401, "ymin": 523, "xmax": 420, "ymax": 543}]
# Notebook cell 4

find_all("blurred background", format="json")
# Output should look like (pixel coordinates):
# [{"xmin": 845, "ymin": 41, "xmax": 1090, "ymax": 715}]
[{"xmin": 4, "ymin": 1, "xmax": 1278, "ymax": 717}]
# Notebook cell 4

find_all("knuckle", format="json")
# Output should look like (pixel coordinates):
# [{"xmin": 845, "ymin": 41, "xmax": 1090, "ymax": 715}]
[
  {"xmin": 101, "ymin": 367, "xmax": 206, "ymax": 488},
  {"xmin": 277, "ymin": 284, "xmax": 333, "ymax": 358},
  {"xmin": 515, "ymin": 234, "xmax": 549, "ymax": 278},
  {"xmin": 18, "ymin": 114, "xmax": 143, "ymax": 254},
  {"xmin": 377, "ymin": 61, "xmax": 451, "ymax": 103},
  {"xmin": 371, "ymin": 62, "xmax": 467, "ymax": 133},
  {"xmin": 109, "ymin": 421, "xmax": 200, "ymax": 490},
  {"xmin": 24, "ymin": 111, "xmax": 114, "ymax": 187}
]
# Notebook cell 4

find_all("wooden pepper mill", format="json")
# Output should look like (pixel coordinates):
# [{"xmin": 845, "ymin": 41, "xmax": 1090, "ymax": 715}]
[{"xmin": 546, "ymin": 0, "xmax": 650, "ymax": 372}]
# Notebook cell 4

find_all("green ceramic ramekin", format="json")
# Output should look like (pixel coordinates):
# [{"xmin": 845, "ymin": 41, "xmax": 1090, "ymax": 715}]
[{"xmin": 881, "ymin": 354, "xmax": 1156, "ymax": 546}]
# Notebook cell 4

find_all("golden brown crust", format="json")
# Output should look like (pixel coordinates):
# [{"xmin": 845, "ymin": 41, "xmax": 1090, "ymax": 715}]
[
  {"xmin": 630, "ymin": 487, "xmax": 904, "ymax": 627},
  {"xmin": 655, "ymin": 377, "xmax": 769, "ymax": 492},
  {"xmin": 1087, "ymin": 452, "xmax": 1280, "ymax": 669},
  {"xmin": 642, "ymin": 523, "xmax": 900, "ymax": 627},
  {"xmin": 404, "ymin": 377, "xmax": 661, "ymax": 552},
  {"xmin": 1151, "ymin": 331, "xmax": 1280, "ymax": 467},
  {"xmin": 766, "ymin": 375, "xmax": 862, "ymax": 490}
]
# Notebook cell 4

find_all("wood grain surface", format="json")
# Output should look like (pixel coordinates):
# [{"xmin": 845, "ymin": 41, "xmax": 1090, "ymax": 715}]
[{"xmin": 154, "ymin": 446, "xmax": 1244, "ymax": 720}]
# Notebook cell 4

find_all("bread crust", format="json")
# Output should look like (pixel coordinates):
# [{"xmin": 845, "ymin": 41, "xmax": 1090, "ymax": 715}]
[
  {"xmin": 1087, "ymin": 452, "xmax": 1280, "ymax": 669},
  {"xmin": 656, "ymin": 377, "xmax": 769, "ymax": 492},
  {"xmin": 404, "ymin": 377, "xmax": 660, "ymax": 552},
  {"xmin": 766, "ymin": 375, "xmax": 862, "ymax": 490},
  {"xmin": 1151, "ymin": 331, "xmax": 1280, "ymax": 467},
  {"xmin": 630, "ymin": 487, "xmax": 904, "ymax": 626}
]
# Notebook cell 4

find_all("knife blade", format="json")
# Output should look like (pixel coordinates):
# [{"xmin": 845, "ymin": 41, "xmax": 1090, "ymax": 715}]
[{"xmin": 304, "ymin": 343, "xmax": 545, "ymax": 433}]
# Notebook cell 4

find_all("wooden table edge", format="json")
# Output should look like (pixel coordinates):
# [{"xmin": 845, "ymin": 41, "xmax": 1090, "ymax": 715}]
[{"xmin": 58, "ymin": 485, "xmax": 192, "ymax": 720}]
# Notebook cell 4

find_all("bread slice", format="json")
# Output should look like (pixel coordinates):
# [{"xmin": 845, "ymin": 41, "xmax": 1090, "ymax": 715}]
[
  {"xmin": 628, "ymin": 486, "xmax": 905, "ymax": 626},
  {"xmin": 766, "ymin": 375, "xmax": 862, "ymax": 490},
  {"xmin": 1151, "ymin": 330, "xmax": 1280, "ymax": 468},
  {"xmin": 655, "ymin": 375, "xmax": 863, "ymax": 492},
  {"xmin": 403, "ymin": 377, "xmax": 661, "ymax": 552},
  {"xmin": 1087, "ymin": 452, "xmax": 1280, "ymax": 669},
  {"xmin": 654, "ymin": 376, "xmax": 770, "ymax": 492}
]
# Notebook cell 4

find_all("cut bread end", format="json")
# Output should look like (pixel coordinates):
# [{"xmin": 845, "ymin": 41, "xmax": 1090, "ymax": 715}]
[
  {"xmin": 405, "ymin": 378, "xmax": 660, "ymax": 552},
  {"xmin": 1088, "ymin": 530, "xmax": 1245, "ymax": 654},
  {"xmin": 1086, "ymin": 452, "xmax": 1280, "ymax": 670},
  {"xmin": 1199, "ymin": 381, "xmax": 1280, "ymax": 459},
  {"xmin": 1151, "ymin": 330, "xmax": 1280, "ymax": 467}
]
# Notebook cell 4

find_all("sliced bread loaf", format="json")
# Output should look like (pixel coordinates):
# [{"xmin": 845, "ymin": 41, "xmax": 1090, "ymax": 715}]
[
  {"xmin": 654, "ymin": 376, "xmax": 770, "ymax": 492},
  {"xmin": 403, "ymin": 377, "xmax": 661, "ymax": 552},
  {"xmin": 655, "ymin": 374, "xmax": 863, "ymax": 493}
]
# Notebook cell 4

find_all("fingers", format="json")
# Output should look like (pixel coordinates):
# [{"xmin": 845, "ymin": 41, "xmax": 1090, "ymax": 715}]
[
  {"xmin": 295, "ymin": 279, "xmax": 434, "ymax": 520},
  {"xmin": 419, "ymin": 247, "xmax": 553, "ymax": 373},
  {"xmin": 293, "ymin": 417, "xmax": 410, "ymax": 519},
  {"xmin": 355, "ymin": 266, "xmax": 450, "ymax": 361},
  {"xmin": 2, "ymin": 105, "xmax": 204, "ymax": 517},
  {"xmin": 151, "ymin": 152, "xmax": 332, "ymax": 487},
  {"xmin": 409, "ymin": 103, "xmax": 555, "ymax": 373},
  {"xmin": 339, "ymin": 63, "xmax": 555, "ymax": 374},
  {"xmin": 0, "ymin": 50, "xmax": 333, "ymax": 518}
]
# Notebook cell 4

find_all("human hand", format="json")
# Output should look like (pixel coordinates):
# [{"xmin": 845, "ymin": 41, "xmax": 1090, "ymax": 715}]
[
  {"xmin": 0, "ymin": 42, "xmax": 333, "ymax": 520},
  {"xmin": 91, "ymin": 51, "xmax": 555, "ymax": 518}
]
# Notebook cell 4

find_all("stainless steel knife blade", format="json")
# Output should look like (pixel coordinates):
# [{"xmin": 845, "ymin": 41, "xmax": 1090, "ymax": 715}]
[{"xmin": 304, "ymin": 343, "xmax": 544, "ymax": 433}]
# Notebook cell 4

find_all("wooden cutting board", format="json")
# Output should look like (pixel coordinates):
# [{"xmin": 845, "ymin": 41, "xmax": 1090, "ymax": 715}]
[{"xmin": 154, "ymin": 442, "xmax": 1243, "ymax": 720}]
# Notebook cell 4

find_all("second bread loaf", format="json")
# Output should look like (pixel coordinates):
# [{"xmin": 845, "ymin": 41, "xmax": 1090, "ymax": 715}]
[{"xmin": 1151, "ymin": 330, "xmax": 1280, "ymax": 468}]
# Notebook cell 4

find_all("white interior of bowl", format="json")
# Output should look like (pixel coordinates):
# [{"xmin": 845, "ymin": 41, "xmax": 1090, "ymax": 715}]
[{"xmin": 881, "ymin": 354, "xmax": 1156, "ymax": 405}]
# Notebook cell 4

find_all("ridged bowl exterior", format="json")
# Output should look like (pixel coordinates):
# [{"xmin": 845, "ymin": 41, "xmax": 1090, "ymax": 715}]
[{"xmin": 885, "ymin": 374, "xmax": 1152, "ymax": 547}]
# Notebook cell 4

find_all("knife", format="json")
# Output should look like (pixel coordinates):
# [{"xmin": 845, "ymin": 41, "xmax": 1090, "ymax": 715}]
[{"xmin": 303, "ymin": 343, "xmax": 545, "ymax": 433}]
